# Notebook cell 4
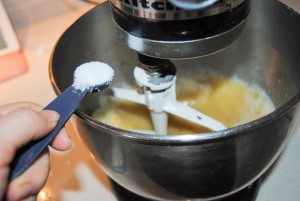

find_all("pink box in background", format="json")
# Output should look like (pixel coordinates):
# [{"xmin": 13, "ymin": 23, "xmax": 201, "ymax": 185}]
[{"xmin": 0, "ymin": 51, "xmax": 27, "ymax": 81}]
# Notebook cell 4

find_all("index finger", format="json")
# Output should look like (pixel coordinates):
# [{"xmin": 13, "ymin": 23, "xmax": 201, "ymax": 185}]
[{"xmin": 0, "ymin": 102, "xmax": 42, "ymax": 116}]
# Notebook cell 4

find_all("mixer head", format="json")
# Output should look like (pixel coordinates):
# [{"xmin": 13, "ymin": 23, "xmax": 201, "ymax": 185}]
[{"xmin": 109, "ymin": 0, "xmax": 250, "ymax": 59}]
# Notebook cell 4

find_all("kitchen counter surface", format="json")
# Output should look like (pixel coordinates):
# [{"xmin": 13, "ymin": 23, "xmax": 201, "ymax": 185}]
[{"xmin": 0, "ymin": 1, "xmax": 299, "ymax": 200}]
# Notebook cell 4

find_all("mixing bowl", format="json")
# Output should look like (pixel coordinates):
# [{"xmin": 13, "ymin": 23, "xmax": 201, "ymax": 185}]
[{"xmin": 49, "ymin": 0, "xmax": 300, "ymax": 200}]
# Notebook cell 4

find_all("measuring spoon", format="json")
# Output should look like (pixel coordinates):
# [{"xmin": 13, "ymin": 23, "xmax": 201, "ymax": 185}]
[{"xmin": 9, "ymin": 62, "xmax": 114, "ymax": 181}]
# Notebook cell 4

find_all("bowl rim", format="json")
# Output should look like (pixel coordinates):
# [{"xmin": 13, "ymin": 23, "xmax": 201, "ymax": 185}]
[{"xmin": 49, "ymin": 58, "xmax": 300, "ymax": 144}]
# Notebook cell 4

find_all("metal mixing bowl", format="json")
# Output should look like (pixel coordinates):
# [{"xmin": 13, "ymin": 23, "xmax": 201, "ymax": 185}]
[{"xmin": 49, "ymin": 0, "xmax": 300, "ymax": 200}]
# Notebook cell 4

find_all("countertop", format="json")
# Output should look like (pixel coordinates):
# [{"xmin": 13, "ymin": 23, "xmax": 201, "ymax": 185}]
[{"xmin": 0, "ymin": 0, "xmax": 299, "ymax": 200}]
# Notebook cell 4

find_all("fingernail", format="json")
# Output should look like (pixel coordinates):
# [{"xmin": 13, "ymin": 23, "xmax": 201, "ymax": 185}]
[{"xmin": 42, "ymin": 110, "xmax": 60, "ymax": 124}]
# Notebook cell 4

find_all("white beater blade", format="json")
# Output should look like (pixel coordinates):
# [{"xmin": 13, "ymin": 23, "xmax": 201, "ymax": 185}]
[
  {"xmin": 164, "ymin": 101, "xmax": 227, "ymax": 131},
  {"xmin": 150, "ymin": 112, "xmax": 168, "ymax": 135},
  {"xmin": 111, "ymin": 88, "xmax": 145, "ymax": 104}
]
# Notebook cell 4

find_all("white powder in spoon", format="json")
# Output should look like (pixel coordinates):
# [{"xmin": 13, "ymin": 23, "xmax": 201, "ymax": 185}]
[{"xmin": 73, "ymin": 61, "xmax": 114, "ymax": 92}]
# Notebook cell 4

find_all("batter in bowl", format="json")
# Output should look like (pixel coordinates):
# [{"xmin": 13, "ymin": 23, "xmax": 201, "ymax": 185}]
[{"xmin": 93, "ymin": 71, "xmax": 275, "ymax": 135}]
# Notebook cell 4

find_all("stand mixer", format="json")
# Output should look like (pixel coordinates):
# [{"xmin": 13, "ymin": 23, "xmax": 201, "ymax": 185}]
[
  {"xmin": 109, "ymin": 0, "xmax": 249, "ymax": 135},
  {"xmin": 49, "ymin": 0, "xmax": 300, "ymax": 200}
]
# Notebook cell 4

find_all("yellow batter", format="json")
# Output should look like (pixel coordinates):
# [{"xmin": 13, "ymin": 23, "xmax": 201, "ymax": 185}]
[{"xmin": 93, "ymin": 72, "xmax": 275, "ymax": 135}]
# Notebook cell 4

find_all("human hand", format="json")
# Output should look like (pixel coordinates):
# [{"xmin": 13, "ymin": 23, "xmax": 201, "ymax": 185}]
[{"xmin": 0, "ymin": 102, "xmax": 72, "ymax": 201}]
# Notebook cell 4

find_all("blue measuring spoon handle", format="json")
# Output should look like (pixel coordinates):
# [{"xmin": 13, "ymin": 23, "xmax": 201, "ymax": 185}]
[{"xmin": 9, "ymin": 86, "xmax": 88, "ymax": 181}]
